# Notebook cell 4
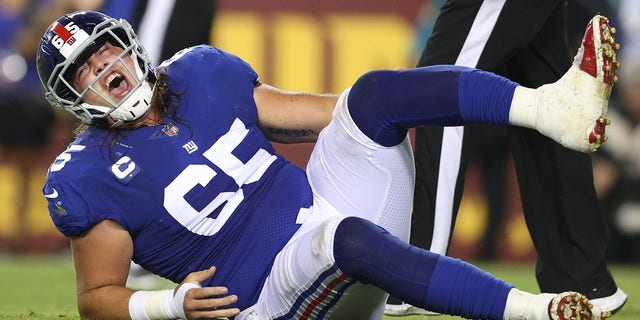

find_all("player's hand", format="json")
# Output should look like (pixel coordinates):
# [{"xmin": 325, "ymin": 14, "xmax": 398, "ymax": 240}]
[{"xmin": 178, "ymin": 266, "xmax": 241, "ymax": 319}]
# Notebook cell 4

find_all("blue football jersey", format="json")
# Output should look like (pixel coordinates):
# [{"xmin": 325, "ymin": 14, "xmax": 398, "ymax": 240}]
[{"xmin": 43, "ymin": 45, "xmax": 313, "ymax": 309}]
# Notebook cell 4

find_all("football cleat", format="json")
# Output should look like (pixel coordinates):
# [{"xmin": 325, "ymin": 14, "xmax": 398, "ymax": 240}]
[
  {"xmin": 532, "ymin": 14, "xmax": 620, "ymax": 153},
  {"xmin": 548, "ymin": 292, "xmax": 610, "ymax": 320},
  {"xmin": 575, "ymin": 15, "xmax": 619, "ymax": 150},
  {"xmin": 574, "ymin": 15, "xmax": 619, "ymax": 86}
]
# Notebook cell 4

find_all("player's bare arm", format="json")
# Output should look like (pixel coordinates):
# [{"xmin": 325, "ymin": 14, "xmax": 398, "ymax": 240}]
[
  {"xmin": 254, "ymin": 83, "xmax": 337, "ymax": 143},
  {"xmin": 72, "ymin": 220, "xmax": 240, "ymax": 319},
  {"xmin": 71, "ymin": 219, "xmax": 135, "ymax": 319}
]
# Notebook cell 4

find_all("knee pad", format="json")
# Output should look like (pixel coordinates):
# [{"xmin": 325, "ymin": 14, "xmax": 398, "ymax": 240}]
[
  {"xmin": 333, "ymin": 216, "xmax": 438, "ymax": 285},
  {"xmin": 347, "ymin": 70, "xmax": 409, "ymax": 147},
  {"xmin": 333, "ymin": 216, "xmax": 381, "ymax": 282}
]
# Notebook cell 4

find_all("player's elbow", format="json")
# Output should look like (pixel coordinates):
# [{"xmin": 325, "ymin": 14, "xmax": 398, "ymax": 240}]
[
  {"xmin": 76, "ymin": 292, "xmax": 120, "ymax": 320},
  {"xmin": 77, "ymin": 295, "xmax": 98, "ymax": 320},
  {"xmin": 77, "ymin": 301, "xmax": 97, "ymax": 320}
]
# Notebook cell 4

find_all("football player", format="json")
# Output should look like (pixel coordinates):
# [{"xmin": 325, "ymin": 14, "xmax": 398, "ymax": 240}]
[{"xmin": 36, "ymin": 10, "xmax": 617, "ymax": 320}]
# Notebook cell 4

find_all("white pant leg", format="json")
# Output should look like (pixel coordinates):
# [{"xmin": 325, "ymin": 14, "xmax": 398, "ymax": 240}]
[
  {"xmin": 307, "ymin": 88, "xmax": 415, "ymax": 241},
  {"xmin": 238, "ymin": 89, "xmax": 416, "ymax": 319},
  {"xmin": 238, "ymin": 199, "xmax": 387, "ymax": 320}
]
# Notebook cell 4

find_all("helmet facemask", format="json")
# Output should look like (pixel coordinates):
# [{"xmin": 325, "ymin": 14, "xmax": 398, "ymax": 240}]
[{"xmin": 44, "ymin": 18, "xmax": 154, "ymax": 128}]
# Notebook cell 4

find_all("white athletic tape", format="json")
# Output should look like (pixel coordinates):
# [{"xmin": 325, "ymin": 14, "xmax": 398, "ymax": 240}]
[{"xmin": 128, "ymin": 282, "xmax": 201, "ymax": 319}]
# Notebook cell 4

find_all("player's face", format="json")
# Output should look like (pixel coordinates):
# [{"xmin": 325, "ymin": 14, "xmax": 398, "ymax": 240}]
[{"xmin": 73, "ymin": 42, "xmax": 137, "ymax": 107}]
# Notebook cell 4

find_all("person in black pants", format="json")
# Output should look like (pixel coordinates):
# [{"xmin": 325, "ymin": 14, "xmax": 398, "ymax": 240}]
[
  {"xmin": 129, "ymin": 0, "xmax": 217, "ymax": 66},
  {"xmin": 385, "ymin": 0, "xmax": 627, "ymax": 316}
]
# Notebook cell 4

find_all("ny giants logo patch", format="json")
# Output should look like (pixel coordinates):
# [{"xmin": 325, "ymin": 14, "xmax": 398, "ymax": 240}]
[{"xmin": 49, "ymin": 20, "xmax": 90, "ymax": 58}]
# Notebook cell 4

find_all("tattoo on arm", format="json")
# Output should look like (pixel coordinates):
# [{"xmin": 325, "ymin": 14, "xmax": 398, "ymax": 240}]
[{"xmin": 266, "ymin": 128, "xmax": 317, "ymax": 137}]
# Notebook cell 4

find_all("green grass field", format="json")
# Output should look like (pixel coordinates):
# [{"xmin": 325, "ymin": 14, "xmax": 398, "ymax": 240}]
[{"xmin": 0, "ymin": 254, "xmax": 638, "ymax": 319}]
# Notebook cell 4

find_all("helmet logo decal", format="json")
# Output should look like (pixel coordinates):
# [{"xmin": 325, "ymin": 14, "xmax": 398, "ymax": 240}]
[
  {"xmin": 49, "ymin": 21, "xmax": 90, "ymax": 58},
  {"xmin": 51, "ymin": 21, "xmax": 75, "ymax": 42}
]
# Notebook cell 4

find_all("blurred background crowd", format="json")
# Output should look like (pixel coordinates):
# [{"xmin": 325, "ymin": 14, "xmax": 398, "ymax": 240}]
[{"xmin": 0, "ymin": 0, "xmax": 638, "ymax": 263}]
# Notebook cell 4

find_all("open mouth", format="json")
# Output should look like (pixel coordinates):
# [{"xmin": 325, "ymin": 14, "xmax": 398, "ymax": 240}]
[{"xmin": 105, "ymin": 71, "xmax": 130, "ymax": 98}]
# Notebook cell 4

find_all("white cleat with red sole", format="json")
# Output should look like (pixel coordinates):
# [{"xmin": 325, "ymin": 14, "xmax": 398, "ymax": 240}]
[
  {"xmin": 548, "ymin": 292, "xmax": 610, "ymax": 320},
  {"xmin": 510, "ymin": 14, "xmax": 620, "ymax": 153}
]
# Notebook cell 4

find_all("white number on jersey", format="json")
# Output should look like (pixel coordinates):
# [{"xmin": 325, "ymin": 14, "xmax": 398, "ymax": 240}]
[
  {"xmin": 49, "ymin": 145, "xmax": 86, "ymax": 172},
  {"xmin": 164, "ymin": 118, "xmax": 277, "ymax": 236}
]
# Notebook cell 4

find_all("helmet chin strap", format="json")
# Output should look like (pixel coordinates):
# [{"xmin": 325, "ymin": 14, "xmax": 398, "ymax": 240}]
[
  {"xmin": 80, "ymin": 80, "xmax": 153, "ymax": 127},
  {"xmin": 107, "ymin": 81, "xmax": 154, "ymax": 127}
]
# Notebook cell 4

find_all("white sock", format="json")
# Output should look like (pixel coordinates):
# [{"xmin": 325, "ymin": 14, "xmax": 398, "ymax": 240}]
[
  {"xmin": 508, "ymin": 86, "xmax": 538, "ymax": 130},
  {"xmin": 503, "ymin": 288, "xmax": 555, "ymax": 320}
]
